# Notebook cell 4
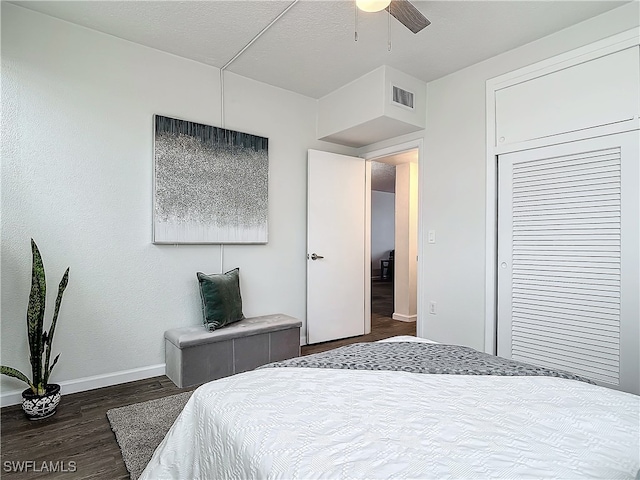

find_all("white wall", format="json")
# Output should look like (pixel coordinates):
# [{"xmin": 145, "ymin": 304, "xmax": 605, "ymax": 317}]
[
  {"xmin": 421, "ymin": 3, "xmax": 640, "ymax": 350},
  {"xmin": 0, "ymin": 4, "xmax": 354, "ymax": 404},
  {"xmin": 393, "ymin": 162, "xmax": 418, "ymax": 321},
  {"xmin": 370, "ymin": 190, "xmax": 394, "ymax": 274}
]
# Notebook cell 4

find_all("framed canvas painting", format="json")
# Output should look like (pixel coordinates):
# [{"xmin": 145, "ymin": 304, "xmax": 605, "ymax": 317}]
[{"xmin": 153, "ymin": 115, "xmax": 268, "ymax": 244}]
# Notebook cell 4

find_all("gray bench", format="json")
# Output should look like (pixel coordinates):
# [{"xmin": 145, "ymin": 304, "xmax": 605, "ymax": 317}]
[{"xmin": 165, "ymin": 314, "xmax": 301, "ymax": 388}]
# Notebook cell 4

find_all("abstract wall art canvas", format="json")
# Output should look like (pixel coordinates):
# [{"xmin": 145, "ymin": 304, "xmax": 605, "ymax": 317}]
[{"xmin": 153, "ymin": 115, "xmax": 268, "ymax": 244}]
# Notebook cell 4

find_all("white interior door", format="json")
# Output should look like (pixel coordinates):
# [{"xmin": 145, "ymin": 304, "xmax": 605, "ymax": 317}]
[
  {"xmin": 497, "ymin": 131, "xmax": 639, "ymax": 394},
  {"xmin": 307, "ymin": 149, "xmax": 366, "ymax": 344}
]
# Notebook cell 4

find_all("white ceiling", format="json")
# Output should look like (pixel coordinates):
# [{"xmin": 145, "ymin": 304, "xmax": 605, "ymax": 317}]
[{"xmin": 13, "ymin": 0, "xmax": 628, "ymax": 99}]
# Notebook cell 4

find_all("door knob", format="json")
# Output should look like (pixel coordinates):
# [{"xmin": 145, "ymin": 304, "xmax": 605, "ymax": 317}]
[{"xmin": 311, "ymin": 253, "xmax": 324, "ymax": 260}]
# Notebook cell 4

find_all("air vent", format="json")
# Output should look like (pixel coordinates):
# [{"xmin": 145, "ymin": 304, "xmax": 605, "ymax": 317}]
[{"xmin": 392, "ymin": 85, "xmax": 414, "ymax": 109}]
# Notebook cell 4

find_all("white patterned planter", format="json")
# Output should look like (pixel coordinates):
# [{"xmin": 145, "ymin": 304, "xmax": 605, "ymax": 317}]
[{"xmin": 22, "ymin": 384, "xmax": 61, "ymax": 420}]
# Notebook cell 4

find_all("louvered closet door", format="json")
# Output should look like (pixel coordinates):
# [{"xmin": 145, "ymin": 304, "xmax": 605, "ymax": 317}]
[{"xmin": 497, "ymin": 131, "xmax": 639, "ymax": 394}]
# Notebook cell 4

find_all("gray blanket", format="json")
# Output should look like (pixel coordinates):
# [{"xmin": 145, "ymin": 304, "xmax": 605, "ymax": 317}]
[{"xmin": 261, "ymin": 341, "xmax": 594, "ymax": 384}]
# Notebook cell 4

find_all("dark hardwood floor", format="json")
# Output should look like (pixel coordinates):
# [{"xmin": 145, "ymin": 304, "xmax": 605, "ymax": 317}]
[
  {"xmin": 0, "ymin": 375, "xmax": 194, "ymax": 479},
  {"xmin": 0, "ymin": 279, "xmax": 414, "ymax": 479}
]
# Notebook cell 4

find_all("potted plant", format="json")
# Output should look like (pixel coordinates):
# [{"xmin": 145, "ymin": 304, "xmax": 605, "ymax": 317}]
[{"xmin": 1, "ymin": 239, "xmax": 69, "ymax": 420}]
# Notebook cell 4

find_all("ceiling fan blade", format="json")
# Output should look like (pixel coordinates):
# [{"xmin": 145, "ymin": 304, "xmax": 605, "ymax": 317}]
[{"xmin": 387, "ymin": 0, "xmax": 430, "ymax": 34}]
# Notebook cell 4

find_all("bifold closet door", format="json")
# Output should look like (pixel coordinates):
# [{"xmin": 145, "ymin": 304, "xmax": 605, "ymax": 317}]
[{"xmin": 497, "ymin": 131, "xmax": 639, "ymax": 394}]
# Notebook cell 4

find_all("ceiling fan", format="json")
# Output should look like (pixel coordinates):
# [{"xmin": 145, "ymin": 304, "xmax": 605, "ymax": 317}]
[{"xmin": 356, "ymin": 0, "xmax": 431, "ymax": 34}]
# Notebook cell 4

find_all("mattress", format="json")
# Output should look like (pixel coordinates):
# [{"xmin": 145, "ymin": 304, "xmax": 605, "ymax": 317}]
[{"xmin": 140, "ymin": 338, "xmax": 640, "ymax": 479}]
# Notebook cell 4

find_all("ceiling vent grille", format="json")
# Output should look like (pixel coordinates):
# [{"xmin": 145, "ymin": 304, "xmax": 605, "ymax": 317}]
[{"xmin": 392, "ymin": 85, "xmax": 414, "ymax": 109}]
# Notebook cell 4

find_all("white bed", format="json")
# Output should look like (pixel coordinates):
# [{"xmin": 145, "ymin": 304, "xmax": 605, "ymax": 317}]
[{"xmin": 140, "ymin": 337, "xmax": 640, "ymax": 479}]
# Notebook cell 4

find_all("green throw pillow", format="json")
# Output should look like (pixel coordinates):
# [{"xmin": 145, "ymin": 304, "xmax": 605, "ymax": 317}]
[{"xmin": 197, "ymin": 268, "xmax": 244, "ymax": 331}]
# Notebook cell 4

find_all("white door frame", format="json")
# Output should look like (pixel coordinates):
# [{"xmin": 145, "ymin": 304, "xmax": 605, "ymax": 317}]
[
  {"xmin": 363, "ymin": 138, "xmax": 424, "ymax": 337},
  {"xmin": 484, "ymin": 28, "xmax": 640, "ymax": 355}
]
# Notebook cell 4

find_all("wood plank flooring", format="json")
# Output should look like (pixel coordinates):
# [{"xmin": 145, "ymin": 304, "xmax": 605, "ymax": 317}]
[
  {"xmin": 0, "ymin": 376, "xmax": 195, "ymax": 479},
  {"xmin": 1, "ymin": 280, "xmax": 414, "ymax": 479}
]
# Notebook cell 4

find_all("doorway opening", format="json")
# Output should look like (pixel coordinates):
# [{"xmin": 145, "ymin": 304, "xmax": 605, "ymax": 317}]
[
  {"xmin": 303, "ymin": 139, "xmax": 422, "ymax": 355},
  {"xmin": 368, "ymin": 148, "xmax": 419, "ymax": 338}
]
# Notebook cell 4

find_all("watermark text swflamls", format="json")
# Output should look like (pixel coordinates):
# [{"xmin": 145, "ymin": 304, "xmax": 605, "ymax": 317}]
[{"xmin": 3, "ymin": 460, "xmax": 77, "ymax": 473}]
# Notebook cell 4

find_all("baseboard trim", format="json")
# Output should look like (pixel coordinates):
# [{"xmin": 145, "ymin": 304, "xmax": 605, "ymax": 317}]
[
  {"xmin": 392, "ymin": 313, "xmax": 417, "ymax": 323},
  {"xmin": 0, "ymin": 363, "xmax": 166, "ymax": 408}
]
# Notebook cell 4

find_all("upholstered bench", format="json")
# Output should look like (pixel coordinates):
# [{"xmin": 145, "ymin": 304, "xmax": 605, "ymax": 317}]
[{"xmin": 165, "ymin": 314, "xmax": 301, "ymax": 388}]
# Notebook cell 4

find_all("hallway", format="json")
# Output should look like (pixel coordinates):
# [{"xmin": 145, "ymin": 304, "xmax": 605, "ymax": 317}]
[{"xmin": 302, "ymin": 279, "xmax": 416, "ymax": 355}]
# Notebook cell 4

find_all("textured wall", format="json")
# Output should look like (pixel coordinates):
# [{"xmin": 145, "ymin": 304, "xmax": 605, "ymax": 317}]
[{"xmin": 0, "ymin": 4, "xmax": 354, "ymax": 401}]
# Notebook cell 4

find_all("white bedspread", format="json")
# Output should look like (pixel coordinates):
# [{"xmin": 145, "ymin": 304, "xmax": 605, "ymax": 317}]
[{"xmin": 140, "ymin": 367, "xmax": 639, "ymax": 479}]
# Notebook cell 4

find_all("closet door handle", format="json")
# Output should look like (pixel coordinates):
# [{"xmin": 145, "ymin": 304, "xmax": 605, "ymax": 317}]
[{"xmin": 311, "ymin": 253, "xmax": 324, "ymax": 260}]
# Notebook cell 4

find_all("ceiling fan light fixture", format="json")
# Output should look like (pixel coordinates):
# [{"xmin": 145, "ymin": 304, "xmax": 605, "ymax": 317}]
[{"xmin": 356, "ymin": 0, "xmax": 391, "ymax": 13}]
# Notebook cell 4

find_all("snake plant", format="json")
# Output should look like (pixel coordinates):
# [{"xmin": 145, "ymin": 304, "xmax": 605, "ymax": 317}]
[{"xmin": 1, "ymin": 239, "xmax": 69, "ymax": 395}]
